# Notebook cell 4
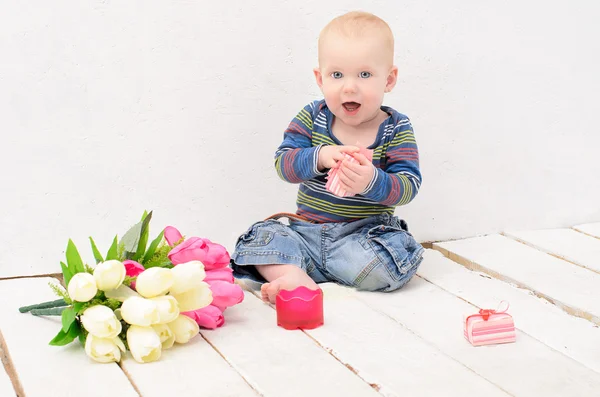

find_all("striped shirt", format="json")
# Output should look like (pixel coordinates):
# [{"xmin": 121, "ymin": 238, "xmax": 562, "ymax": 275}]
[{"xmin": 274, "ymin": 100, "xmax": 422, "ymax": 223}]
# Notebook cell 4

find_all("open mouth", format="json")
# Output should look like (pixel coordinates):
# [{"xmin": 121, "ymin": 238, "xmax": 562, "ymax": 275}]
[{"xmin": 342, "ymin": 102, "xmax": 361, "ymax": 113}]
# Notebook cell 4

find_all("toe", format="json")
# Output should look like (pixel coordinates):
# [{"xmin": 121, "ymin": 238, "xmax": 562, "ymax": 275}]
[
  {"xmin": 261, "ymin": 283, "xmax": 270, "ymax": 302},
  {"xmin": 266, "ymin": 282, "xmax": 281, "ymax": 304}
]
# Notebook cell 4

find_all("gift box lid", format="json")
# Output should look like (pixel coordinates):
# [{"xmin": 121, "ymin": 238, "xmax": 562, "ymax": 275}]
[{"xmin": 464, "ymin": 301, "xmax": 513, "ymax": 327}]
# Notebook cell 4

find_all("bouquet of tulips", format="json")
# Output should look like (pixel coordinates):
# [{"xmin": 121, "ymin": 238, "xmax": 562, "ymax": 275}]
[{"xmin": 18, "ymin": 211, "xmax": 244, "ymax": 364}]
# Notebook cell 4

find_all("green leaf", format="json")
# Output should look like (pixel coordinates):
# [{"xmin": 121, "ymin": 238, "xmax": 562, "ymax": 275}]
[
  {"xmin": 89, "ymin": 237, "xmax": 104, "ymax": 264},
  {"xmin": 141, "ymin": 210, "xmax": 148, "ymax": 221},
  {"xmin": 66, "ymin": 239, "xmax": 85, "ymax": 275},
  {"xmin": 105, "ymin": 235, "xmax": 119, "ymax": 260},
  {"xmin": 49, "ymin": 322, "xmax": 80, "ymax": 346},
  {"xmin": 73, "ymin": 302, "xmax": 84, "ymax": 315},
  {"xmin": 142, "ymin": 230, "xmax": 164, "ymax": 264},
  {"xmin": 49, "ymin": 329, "xmax": 69, "ymax": 346},
  {"xmin": 78, "ymin": 331, "xmax": 87, "ymax": 347},
  {"xmin": 121, "ymin": 211, "xmax": 153, "ymax": 260},
  {"xmin": 60, "ymin": 261, "xmax": 73, "ymax": 286},
  {"xmin": 61, "ymin": 307, "xmax": 76, "ymax": 333},
  {"xmin": 134, "ymin": 211, "xmax": 153, "ymax": 261}
]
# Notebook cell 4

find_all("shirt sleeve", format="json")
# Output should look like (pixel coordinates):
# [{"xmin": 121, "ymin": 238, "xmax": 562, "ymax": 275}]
[
  {"xmin": 360, "ymin": 118, "xmax": 422, "ymax": 206},
  {"xmin": 274, "ymin": 101, "xmax": 327, "ymax": 183}
]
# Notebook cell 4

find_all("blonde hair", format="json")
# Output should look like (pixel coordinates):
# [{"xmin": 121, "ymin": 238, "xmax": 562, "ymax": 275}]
[{"xmin": 318, "ymin": 11, "xmax": 394, "ymax": 64}]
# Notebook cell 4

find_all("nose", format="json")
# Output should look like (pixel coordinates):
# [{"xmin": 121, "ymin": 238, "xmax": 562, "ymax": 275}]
[{"xmin": 342, "ymin": 78, "xmax": 357, "ymax": 94}]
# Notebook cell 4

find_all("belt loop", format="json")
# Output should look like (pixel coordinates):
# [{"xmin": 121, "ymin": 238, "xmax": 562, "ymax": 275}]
[{"xmin": 264, "ymin": 212, "xmax": 314, "ymax": 223}]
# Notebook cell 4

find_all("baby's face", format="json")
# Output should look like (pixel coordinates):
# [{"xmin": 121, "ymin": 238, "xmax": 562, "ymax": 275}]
[{"xmin": 315, "ymin": 32, "xmax": 396, "ymax": 128}]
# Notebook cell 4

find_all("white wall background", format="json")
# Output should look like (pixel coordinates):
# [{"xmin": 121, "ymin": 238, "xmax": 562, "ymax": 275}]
[{"xmin": 1, "ymin": 1, "xmax": 599, "ymax": 277}]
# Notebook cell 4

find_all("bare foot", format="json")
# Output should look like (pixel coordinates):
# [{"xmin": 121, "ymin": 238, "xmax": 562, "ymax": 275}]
[{"xmin": 260, "ymin": 267, "xmax": 318, "ymax": 304}]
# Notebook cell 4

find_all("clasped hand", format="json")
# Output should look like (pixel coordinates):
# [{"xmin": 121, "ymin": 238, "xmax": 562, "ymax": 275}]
[{"xmin": 318, "ymin": 145, "xmax": 374, "ymax": 195}]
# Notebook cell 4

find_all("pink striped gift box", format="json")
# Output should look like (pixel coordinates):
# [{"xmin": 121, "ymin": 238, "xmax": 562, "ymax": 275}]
[
  {"xmin": 325, "ymin": 148, "xmax": 373, "ymax": 197},
  {"xmin": 325, "ymin": 153, "xmax": 358, "ymax": 197},
  {"xmin": 464, "ymin": 302, "xmax": 516, "ymax": 346}
]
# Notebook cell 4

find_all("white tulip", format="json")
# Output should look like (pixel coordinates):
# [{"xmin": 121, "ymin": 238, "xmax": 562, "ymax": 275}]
[
  {"xmin": 168, "ymin": 315, "xmax": 199, "ymax": 344},
  {"xmin": 67, "ymin": 273, "xmax": 98, "ymax": 302},
  {"xmin": 171, "ymin": 282, "xmax": 213, "ymax": 312},
  {"xmin": 150, "ymin": 295, "xmax": 180, "ymax": 324},
  {"xmin": 120, "ymin": 296, "xmax": 159, "ymax": 326},
  {"xmin": 127, "ymin": 325, "xmax": 162, "ymax": 363},
  {"xmin": 104, "ymin": 284, "xmax": 140, "ymax": 302},
  {"xmin": 152, "ymin": 324, "xmax": 175, "ymax": 350},
  {"xmin": 85, "ymin": 335, "xmax": 125, "ymax": 363},
  {"xmin": 135, "ymin": 267, "xmax": 174, "ymax": 298},
  {"xmin": 170, "ymin": 261, "xmax": 206, "ymax": 294},
  {"xmin": 93, "ymin": 260, "xmax": 126, "ymax": 291},
  {"xmin": 80, "ymin": 305, "xmax": 122, "ymax": 339}
]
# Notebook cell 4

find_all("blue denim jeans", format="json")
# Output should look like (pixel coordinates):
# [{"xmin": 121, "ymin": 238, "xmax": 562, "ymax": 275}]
[{"xmin": 231, "ymin": 213, "xmax": 424, "ymax": 292}]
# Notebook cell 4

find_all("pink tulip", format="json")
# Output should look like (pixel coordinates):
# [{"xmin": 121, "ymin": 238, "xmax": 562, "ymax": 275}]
[
  {"xmin": 207, "ymin": 280, "xmax": 244, "ymax": 309},
  {"xmin": 204, "ymin": 267, "xmax": 234, "ymax": 283},
  {"xmin": 164, "ymin": 226, "xmax": 183, "ymax": 246},
  {"xmin": 123, "ymin": 260, "xmax": 145, "ymax": 289},
  {"xmin": 183, "ymin": 305, "xmax": 224, "ymax": 329},
  {"xmin": 167, "ymin": 237, "xmax": 208, "ymax": 265},
  {"xmin": 167, "ymin": 237, "xmax": 231, "ymax": 271},
  {"xmin": 201, "ymin": 242, "xmax": 231, "ymax": 270}
]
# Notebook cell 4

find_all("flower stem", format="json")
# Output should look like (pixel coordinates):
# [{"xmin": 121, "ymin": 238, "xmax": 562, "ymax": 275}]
[
  {"xmin": 19, "ymin": 299, "xmax": 67, "ymax": 313},
  {"xmin": 30, "ymin": 307, "xmax": 67, "ymax": 316}
]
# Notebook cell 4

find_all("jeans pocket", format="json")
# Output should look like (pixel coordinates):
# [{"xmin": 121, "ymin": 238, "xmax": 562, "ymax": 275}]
[
  {"xmin": 366, "ymin": 225, "xmax": 423, "ymax": 281},
  {"xmin": 237, "ymin": 222, "xmax": 275, "ymax": 247}
]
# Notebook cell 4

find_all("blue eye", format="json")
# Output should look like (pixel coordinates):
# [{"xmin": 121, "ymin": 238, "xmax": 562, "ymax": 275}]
[
  {"xmin": 331, "ymin": 71, "xmax": 343, "ymax": 79},
  {"xmin": 360, "ymin": 71, "xmax": 372, "ymax": 78}
]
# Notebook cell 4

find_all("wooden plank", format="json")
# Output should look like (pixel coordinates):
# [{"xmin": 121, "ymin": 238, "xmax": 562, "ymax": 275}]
[
  {"xmin": 255, "ymin": 284, "xmax": 510, "ymax": 397},
  {"xmin": 418, "ymin": 249, "xmax": 600, "ymax": 374},
  {"xmin": 433, "ymin": 234, "xmax": 600, "ymax": 325},
  {"xmin": 573, "ymin": 222, "xmax": 600, "ymax": 239},
  {"xmin": 121, "ymin": 332, "xmax": 258, "ymax": 397},
  {"xmin": 0, "ymin": 363, "xmax": 15, "ymax": 397},
  {"xmin": 504, "ymin": 228, "xmax": 600, "ymax": 273},
  {"xmin": 0, "ymin": 278, "xmax": 138, "ymax": 397},
  {"xmin": 201, "ymin": 291, "xmax": 379, "ymax": 397},
  {"xmin": 355, "ymin": 276, "xmax": 600, "ymax": 396}
]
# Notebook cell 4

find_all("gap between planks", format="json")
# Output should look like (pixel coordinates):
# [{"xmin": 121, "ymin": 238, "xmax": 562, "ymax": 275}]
[
  {"xmin": 245, "ymin": 288, "xmax": 384, "ymax": 394},
  {"xmin": 430, "ymin": 244, "xmax": 600, "ymax": 326},
  {"xmin": 572, "ymin": 226, "xmax": 600, "ymax": 240},
  {"xmin": 501, "ymin": 232, "xmax": 600, "ymax": 276},
  {"xmin": 116, "ymin": 361, "xmax": 143, "ymax": 397},
  {"xmin": 415, "ymin": 271, "xmax": 596, "ymax": 374},
  {"xmin": 197, "ymin": 332, "xmax": 265, "ymax": 396}
]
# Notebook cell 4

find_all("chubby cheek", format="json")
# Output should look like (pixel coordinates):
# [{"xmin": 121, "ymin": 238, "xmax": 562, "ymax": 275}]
[
  {"xmin": 363, "ymin": 84, "xmax": 384, "ymax": 102},
  {"xmin": 322, "ymin": 86, "xmax": 342, "ymax": 108}
]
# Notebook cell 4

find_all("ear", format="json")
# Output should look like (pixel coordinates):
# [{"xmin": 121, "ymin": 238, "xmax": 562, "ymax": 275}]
[
  {"xmin": 313, "ymin": 67, "xmax": 324, "ymax": 90},
  {"xmin": 384, "ymin": 66, "xmax": 398, "ymax": 93}
]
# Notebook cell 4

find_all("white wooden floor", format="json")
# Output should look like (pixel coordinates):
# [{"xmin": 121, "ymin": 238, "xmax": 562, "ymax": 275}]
[{"xmin": 2, "ymin": 222, "xmax": 600, "ymax": 397}]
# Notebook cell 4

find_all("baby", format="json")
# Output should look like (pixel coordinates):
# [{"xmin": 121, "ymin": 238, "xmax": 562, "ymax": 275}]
[{"xmin": 232, "ymin": 11, "xmax": 424, "ymax": 303}]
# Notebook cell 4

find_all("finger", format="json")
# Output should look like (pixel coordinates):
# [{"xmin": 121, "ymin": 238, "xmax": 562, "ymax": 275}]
[
  {"xmin": 338, "ymin": 180, "xmax": 353, "ymax": 193},
  {"xmin": 341, "ymin": 145, "xmax": 359, "ymax": 154},
  {"xmin": 337, "ymin": 168, "xmax": 355, "ymax": 186},
  {"xmin": 351, "ymin": 152, "xmax": 371, "ymax": 166},
  {"xmin": 339, "ymin": 161, "xmax": 361, "ymax": 179},
  {"xmin": 341, "ymin": 159, "xmax": 362, "ymax": 174},
  {"xmin": 332, "ymin": 152, "xmax": 351, "ymax": 163}
]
